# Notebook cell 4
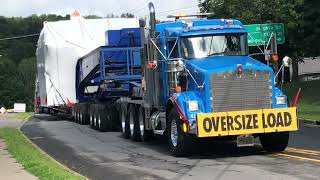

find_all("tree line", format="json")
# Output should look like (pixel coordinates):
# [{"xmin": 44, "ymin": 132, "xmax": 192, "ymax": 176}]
[{"xmin": 0, "ymin": 14, "xmax": 69, "ymax": 111}]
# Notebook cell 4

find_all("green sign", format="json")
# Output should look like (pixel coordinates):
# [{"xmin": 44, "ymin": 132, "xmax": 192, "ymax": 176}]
[{"xmin": 244, "ymin": 23, "xmax": 285, "ymax": 46}]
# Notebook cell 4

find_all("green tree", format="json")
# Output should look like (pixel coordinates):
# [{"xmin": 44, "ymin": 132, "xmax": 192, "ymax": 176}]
[
  {"xmin": 199, "ymin": 0, "xmax": 304, "ymax": 80},
  {"xmin": 0, "ymin": 14, "xmax": 68, "ymax": 110},
  {"xmin": 303, "ymin": 0, "xmax": 320, "ymax": 57}
]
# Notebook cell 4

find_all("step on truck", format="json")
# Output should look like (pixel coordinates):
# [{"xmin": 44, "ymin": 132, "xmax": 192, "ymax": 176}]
[{"xmin": 73, "ymin": 2, "xmax": 299, "ymax": 156}]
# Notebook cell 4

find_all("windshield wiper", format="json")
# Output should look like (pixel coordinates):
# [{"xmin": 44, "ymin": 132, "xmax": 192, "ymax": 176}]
[{"xmin": 207, "ymin": 52, "xmax": 224, "ymax": 57}]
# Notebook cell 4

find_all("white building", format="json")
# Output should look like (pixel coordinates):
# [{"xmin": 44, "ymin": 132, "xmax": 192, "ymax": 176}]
[{"xmin": 298, "ymin": 57, "xmax": 320, "ymax": 81}]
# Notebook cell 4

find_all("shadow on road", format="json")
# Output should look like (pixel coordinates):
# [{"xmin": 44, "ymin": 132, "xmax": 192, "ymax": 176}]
[
  {"xmin": 33, "ymin": 114, "xmax": 271, "ymax": 159},
  {"xmin": 140, "ymin": 135, "xmax": 269, "ymax": 159},
  {"xmin": 33, "ymin": 113, "xmax": 71, "ymax": 121}
]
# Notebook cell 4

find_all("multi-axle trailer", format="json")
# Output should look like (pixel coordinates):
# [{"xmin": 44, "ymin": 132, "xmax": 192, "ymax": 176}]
[{"xmin": 40, "ymin": 3, "xmax": 299, "ymax": 156}]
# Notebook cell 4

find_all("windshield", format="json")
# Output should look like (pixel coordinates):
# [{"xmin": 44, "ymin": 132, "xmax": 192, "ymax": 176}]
[{"xmin": 180, "ymin": 34, "xmax": 248, "ymax": 59}]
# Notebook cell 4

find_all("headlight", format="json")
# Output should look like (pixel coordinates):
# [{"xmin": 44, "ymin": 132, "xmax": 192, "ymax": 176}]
[
  {"xmin": 276, "ymin": 96, "xmax": 286, "ymax": 105},
  {"xmin": 187, "ymin": 101, "xmax": 199, "ymax": 111}
]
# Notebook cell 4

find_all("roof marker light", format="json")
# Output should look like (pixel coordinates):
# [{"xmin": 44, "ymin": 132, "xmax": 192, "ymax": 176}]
[
  {"xmin": 186, "ymin": 22, "xmax": 193, "ymax": 27},
  {"xmin": 225, "ymin": 19, "xmax": 234, "ymax": 25}
]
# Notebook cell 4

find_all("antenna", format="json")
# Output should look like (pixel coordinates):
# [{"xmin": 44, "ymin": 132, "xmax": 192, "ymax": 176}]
[{"xmin": 167, "ymin": 13, "xmax": 214, "ymax": 21}]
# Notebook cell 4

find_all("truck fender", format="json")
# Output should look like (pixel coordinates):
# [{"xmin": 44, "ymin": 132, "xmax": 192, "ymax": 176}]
[{"xmin": 167, "ymin": 96, "xmax": 187, "ymax": 123}]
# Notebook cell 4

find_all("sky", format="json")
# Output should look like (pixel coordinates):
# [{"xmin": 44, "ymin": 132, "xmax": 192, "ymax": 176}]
[{"xmin": 0, "ymin": 0, "xmax": 200, "ymax": 20}]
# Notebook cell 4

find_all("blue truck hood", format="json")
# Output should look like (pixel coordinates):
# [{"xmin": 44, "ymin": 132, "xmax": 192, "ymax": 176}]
[
  {"xmin": 185, "ymin": 56, "xmax": 270, "ymax": 73},
  {"xmin": 178, "ymin": 55, "xmax": 275, "ymax": 117}
]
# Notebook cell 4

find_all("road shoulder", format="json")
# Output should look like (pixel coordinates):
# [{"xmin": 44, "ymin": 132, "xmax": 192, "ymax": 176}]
[
  {"xmin": 0, "ymin": 139, "xmax": 38, "ymax": 180},
  {"xmin": 0, "ymin": 113, "xmax": 86, "ymax": 180}
]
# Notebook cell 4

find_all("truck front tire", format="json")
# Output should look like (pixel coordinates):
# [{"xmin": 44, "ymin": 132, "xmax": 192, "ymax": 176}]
[
  {"xmin": 259, "ymin": 132, "xmax": 289, "ymax": 152},
  {"xmin": 168, "ymin": 108, "xmax": 192, "ymax": 157}
]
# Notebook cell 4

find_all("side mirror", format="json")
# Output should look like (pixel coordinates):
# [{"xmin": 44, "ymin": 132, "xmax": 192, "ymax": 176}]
[
  {"xmin": 282, "ymin": 56, "xmax": 292, "ymax": 67},
  {"xmin": 282, "ymin": 56, "xmax": 293, "ymax": 82}
]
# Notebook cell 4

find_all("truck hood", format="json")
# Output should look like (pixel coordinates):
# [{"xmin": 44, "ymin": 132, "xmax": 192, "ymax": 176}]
[{"xmin": 185, "ymin": 56, "xmax": 269, "ymax": 73}]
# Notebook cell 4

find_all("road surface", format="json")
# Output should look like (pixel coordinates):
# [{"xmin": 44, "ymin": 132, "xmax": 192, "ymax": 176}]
[{"xmin": 21, "ymin": 114, "xmax": 320, "ymax": 180}]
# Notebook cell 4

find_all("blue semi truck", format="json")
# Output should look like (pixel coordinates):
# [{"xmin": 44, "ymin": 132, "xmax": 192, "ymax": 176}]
[{"xmin": 73, "ymin": 3, "xmax": 298, "ymax": 156}]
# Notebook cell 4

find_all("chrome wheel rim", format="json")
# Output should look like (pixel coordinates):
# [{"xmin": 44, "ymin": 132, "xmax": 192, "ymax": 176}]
[
  {"xmin": 90, "ymin": 112, "xmax": 93, "ymax": 125},
  {"xmin": 129, "ymin": 110, "xmax": 134, "ymax": 136},
  {"xmin": 171, "ymin": 119, "xmax": 178, "ymax": 147},
  {"xmin": 98, "ymin": 114, "xmax": 101, "ymax": 129},
  {"xmin": 139, "ymin": 109, "xmax": 144, "ymax": 137},
  {"xmin": 121, "ymin": 109, "xmax": 126, "ymax": 133},
  {"xmin": 79, "ymin": 113, "xmax": 82, "ymax": 123}
]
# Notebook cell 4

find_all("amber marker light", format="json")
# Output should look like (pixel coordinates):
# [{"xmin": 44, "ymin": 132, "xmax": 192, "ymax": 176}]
[
  {"xmin": 272, "ymin": 54, "xmax": 279, "ymax": 61},
  {"xmin": 146, "ymin": 62, "xmax": 154, "ymax": 69},
  {"xmin": 182, "ymin": 122, "xmax": 188, "ymax": 133},
  {"xmin": 175, "ymin": 86, "xmax": 182, "ymax": 93}
]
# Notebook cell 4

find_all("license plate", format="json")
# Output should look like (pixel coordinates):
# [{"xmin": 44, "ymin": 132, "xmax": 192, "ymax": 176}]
[{"xmin": 237, "ymin": 135, "xmax": 254, "ymax": 147}]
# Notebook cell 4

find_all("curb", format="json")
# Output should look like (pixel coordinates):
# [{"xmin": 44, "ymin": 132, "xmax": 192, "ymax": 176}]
[
  {"xmin": 18, "ymin": 113, "xmax": 32, "ymax": 129},
  {"xmin": 299, "ymin": 118, "xmax": 320, "ymax": 126},
  {"xmin": 18, "ymin": 114, "xmax": 89, "ymax": 180}
]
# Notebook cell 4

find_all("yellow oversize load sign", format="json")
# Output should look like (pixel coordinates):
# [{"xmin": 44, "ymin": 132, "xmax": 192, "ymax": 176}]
[{"xmin": 197, "ymin": 107, "xmax": 298, "ymax": 138}]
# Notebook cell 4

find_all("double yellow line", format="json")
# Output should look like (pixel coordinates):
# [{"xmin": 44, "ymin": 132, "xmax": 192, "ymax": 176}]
[{"xmin": 274, "ymin": 147, "xmax": 320, "ymax": 163}]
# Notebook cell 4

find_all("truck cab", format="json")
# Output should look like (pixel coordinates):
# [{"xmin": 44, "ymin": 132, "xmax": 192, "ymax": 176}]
[{"xmin": 141, "ymin": 16, "xmax": 298, "ymax": 156}]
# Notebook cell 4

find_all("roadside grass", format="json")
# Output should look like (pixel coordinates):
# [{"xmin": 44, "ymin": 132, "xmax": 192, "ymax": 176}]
[
  {"xmin": 0, "ymin": 128, "xmax": 85, "ymax": 180},
  {"xmin": 283, "ymin": 79, "xmax": 320, "ymax": 120},
  {"xmin": 9, "ymin": 112, "xmax": 33, "ymax": 120}
]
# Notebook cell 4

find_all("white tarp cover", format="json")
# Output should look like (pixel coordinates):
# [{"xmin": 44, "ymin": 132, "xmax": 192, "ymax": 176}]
[{"xmin": 36, "ymin": 17, "xmax": 139, "ymax": 106}]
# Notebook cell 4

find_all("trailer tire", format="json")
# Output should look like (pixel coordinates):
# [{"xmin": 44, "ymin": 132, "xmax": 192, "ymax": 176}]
[
  {"xmin": 79, "ymin": 104, "xmax": 84, "ymax": 125},
  {"xmin": 138, "ymin": 106, "xmax": 152, "ymax": 142},
  {"xmin": 75, "ymin": 105, "xmax": 79, "ymax": 123},
  {"xmin": 99, "ymin": 106, "xmax": 110, "ymax": 132},
  {"xmin": 79, "ymin": 104, "xmax": 88, "ymax": 125},
  {"xmin": 78, "ymin": 105, "xmax": 82, "ymax": 124},
  {"xmin": 129, "ymin": 105, "xmax": 140, "ymax": 141},
  {"xmin": 110, "ymin": 105, "xmax": 120, "ymax": 131},
  {"xmin": 89, "ymin": 106, "xmax": 92, "ymax": 127},
  {"xmin": 93, "ymin": 106, "xmax": 100, "ymax": 130},
  {"xmin": 168, "ymin": 108, "xmax": 192, "ymax": 157},
  {"xmin": 96, "ymin": 107, "xmax": 102, "ymax": 131},
  {"xmin": 121, "ymin": 104, "xmax": 130, "ymax": 139},
  {"xmin": 259, "ymin": 132, "xmax": 289, "ymax": 152},
  {"xmin": 39, "ymin": 107, "xmax": 44, "ymax": 114},
  {"xmin": 89, "ymin": 105, "xmax": 95, "ymax": 129}
]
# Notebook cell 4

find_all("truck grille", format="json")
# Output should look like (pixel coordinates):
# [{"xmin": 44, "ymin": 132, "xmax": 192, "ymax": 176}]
[{"xmin": 210, "ymin": 70, "xmax": 272, "ymax": 112}]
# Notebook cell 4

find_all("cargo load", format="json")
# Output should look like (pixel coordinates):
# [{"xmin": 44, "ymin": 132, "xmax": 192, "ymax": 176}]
[{"xmin": 35, "ymin": 17, "xmax": 140, "ymax": 108}]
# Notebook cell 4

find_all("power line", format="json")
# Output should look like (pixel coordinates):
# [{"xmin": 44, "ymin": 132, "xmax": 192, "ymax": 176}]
[
  {"xmin": 131, "ymin": 7, "xmax": 148, "ymax": 15},
  {"xmin": 128, "ymin": 0, "xmax": 148, "ymax": 14},
  {"xmin": 0, "ymin": 33, "xmax": 40, "ymax": 41},
  {"xmin": 104, "ymin": 0, "xmax": 150, "ymax": 17},
  {"xmin": 135, "ymin": 5, "xmax": 199, "ymax": 17}
]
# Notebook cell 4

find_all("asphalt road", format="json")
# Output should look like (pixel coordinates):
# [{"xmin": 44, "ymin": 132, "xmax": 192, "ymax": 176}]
[{"xmin": 21, "ymin": 114, "xmax": 320, "ymax": 180}]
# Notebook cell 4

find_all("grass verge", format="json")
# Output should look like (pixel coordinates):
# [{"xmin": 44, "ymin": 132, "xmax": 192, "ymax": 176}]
[
  {"xmin": 0, "ymin": 128, "xmax": 85, "ymax": 180},
  {"xmin": 283, "ymin": 79, "xmax": 320, "ymax": 120},
  {"xmin": 9, "ymin": 112, "xmax": 33, "ymax": 120}
]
